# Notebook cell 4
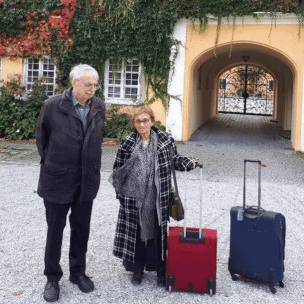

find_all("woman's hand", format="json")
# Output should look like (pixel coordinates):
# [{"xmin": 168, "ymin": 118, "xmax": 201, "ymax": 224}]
[{"xmin": 191, "ymin": 158, "xmax": 200, "ymax": 169}]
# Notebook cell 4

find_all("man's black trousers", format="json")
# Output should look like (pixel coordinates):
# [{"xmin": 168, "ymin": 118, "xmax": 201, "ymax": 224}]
[{"xmin": 43, "ymin": 188, "xmax": 93, "ymax": 283}]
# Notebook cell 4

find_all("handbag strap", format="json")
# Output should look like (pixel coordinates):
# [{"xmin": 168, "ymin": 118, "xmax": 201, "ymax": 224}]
[{"xmin": 169, "ymin": 146, "xmax": 180, "ymax": 197}]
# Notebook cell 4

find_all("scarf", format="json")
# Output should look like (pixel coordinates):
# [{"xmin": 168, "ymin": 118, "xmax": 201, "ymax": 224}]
[{"xmin": 110, "ymin": 129, "xmax": 158, "ymax": 242}]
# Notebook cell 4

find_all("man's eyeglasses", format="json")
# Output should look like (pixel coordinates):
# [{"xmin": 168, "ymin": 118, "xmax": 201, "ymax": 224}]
[
  {"xmin": 84, "ymin": 83, "xmax": 101, "ymax": 91},
  {"xmin": 134, "ymin": 118, "xmax": 151, "ymax": 125}
]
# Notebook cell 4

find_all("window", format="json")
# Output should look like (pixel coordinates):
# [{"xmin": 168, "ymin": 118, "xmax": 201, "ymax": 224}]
[
  {"xmin": 267, "ymin": 79, "xmax": 274, "ymax": 92},
  {"xmin": 104, "ymin": 59, "xmax": 142, "ymax": 104},
  {"xmin": 219, "ymin": 78, "xmax": 227, "ymax": 90},
  {"xmin": 24, "ymin": 57, "xmax": 56, "ymax": 97}
]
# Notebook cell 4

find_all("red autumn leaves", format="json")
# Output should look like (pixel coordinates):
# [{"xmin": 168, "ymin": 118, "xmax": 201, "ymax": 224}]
[
  {"xmin": 0, "ymin": 0, "xmax": 104, "ymax": 60},
  {"xmin": 0, "ymin": 0, "xmax": 75, "ymax": 59}
]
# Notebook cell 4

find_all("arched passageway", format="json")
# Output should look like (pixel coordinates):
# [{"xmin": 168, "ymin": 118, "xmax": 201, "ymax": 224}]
[{"xmin": 184, "ymin": 42, "xmax": 297, "ymax": 151}]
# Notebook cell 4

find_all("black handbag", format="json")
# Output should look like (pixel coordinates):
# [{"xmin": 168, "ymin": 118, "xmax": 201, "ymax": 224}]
[{"xmin": 169, "ymin": 147, "xmax": 184, "ymax": 221}]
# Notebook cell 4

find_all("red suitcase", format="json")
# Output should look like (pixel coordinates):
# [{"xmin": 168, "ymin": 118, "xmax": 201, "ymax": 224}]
[{"xmin": 166, "ymin": 164, "xmax": 217, "ymax": 296}]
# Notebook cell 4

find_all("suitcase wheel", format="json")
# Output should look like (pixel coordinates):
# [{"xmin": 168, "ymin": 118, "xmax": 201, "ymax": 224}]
[
  {"xmin": 207, "ymin": 278, "xmax": 216, "ymax": 297},
  {"xmin": 270, "ymin": 286, "xmax": 277, "ymax": 294},
  {"xmin": 166, "ymin": 275, "xmax": 174, "ymax": 293},
  {"xmin": 231, "ymin": 274, "xmax": 238, "ymax": 281},
  {"xmin": 279, "ymin": 281, "xmax": 284, "ymax": 288}
]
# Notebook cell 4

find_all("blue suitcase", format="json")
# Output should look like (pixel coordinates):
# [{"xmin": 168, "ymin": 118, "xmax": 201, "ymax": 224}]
[{"xmin": 228, "ymin": 160, "xmax": 286, "ymax": 294}]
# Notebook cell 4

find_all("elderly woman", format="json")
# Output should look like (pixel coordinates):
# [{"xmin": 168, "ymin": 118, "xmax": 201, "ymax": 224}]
[{"xmin": 110, "ymin": 105, "xmax": 196, "ymax": 287}]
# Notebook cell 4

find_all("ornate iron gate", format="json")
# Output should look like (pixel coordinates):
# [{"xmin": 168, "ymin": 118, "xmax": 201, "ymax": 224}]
[{"xmin": 218, "ymin": 65, "xmax": 273, "ymax": 116}]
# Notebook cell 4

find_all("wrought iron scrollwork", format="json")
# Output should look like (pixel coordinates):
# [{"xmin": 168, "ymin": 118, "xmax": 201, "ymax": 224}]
[{"xmin": 218, "ymin": 65, "xmax": 273, "ymax": 116}]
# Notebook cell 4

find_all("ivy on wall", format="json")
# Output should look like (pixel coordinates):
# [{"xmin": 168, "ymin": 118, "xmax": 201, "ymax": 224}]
[{"xmin": 0, "ymin": 0, "xmax": 303, "ymax": 108}]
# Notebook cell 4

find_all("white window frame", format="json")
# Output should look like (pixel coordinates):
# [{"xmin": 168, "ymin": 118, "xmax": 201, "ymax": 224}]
[
  {"xmin": 104, "ymin": 58, "xmax": 144, "ymax": 104},
  {"xmin": 23, "ymin": 57, "xmax": 56, "ymax": 97}
]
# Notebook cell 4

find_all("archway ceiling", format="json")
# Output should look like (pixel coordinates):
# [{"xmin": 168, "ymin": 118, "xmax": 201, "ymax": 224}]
[{"xmin": 197, "ymin": 43, "xmax": 294, "ymax": 79}]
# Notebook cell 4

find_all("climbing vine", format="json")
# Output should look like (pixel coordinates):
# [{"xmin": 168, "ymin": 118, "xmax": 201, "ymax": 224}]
[{"xmin": 0, "ymin": 0, "xmax": 304, "ymax": 108}]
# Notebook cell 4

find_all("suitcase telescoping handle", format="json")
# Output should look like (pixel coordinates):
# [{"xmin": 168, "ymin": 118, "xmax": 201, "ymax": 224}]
[
  {"xmin": 243, "ymin": 159, "xmax": 262, "ymax": 219},
  {"xmin": 197, "ymin": 163, "xmax": 203, "ymax": 239},
  {"xmin": 181, "ymin": 163, "xmax": 205, "ymax": 243}
]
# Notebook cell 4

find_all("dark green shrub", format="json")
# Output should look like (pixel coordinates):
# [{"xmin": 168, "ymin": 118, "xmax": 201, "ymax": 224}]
[
  {"xmin": 0, "ymin": 75, "xmax": 46, "ymax": 140},
  {"xmin": 104, "ymin": 106, "xmax": 134, "ymax": 141}
]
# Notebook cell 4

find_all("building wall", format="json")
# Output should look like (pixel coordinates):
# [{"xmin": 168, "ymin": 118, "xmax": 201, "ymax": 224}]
[
  {"xmin": 149, "ymin": 99, "xmax": 166, "ymax": 126},
  {"xmin": 1, "ymin": 57, "xmax": 23, "ymax": 81},
  {"xmin": 0, "ymin": 55, "xmax": 169, "ymax": 126},
  {"xmin": 2, "ymin": 15, "xmax": 304, "ymax": 151}
]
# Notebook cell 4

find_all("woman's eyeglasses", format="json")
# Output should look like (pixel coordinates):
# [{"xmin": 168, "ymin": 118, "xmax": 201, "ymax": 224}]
[{"xmin": 134, "ymin": 118, "xmax": 151, "ymax": 125}]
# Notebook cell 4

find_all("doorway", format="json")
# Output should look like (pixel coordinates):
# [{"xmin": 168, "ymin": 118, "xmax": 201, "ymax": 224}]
[{"xmin": 218, "ymin": 64, "xmax": 274, "ymax": 116}]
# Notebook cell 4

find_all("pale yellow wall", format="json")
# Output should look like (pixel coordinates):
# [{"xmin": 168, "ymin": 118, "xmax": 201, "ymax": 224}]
[
  {"xmin": 183, "ymin": 22, "xmax": 303, "ymax": 150},
  {"xmin": 191, "ymin": 66, "xmax": 204, "ymax": 131},
  {"xmin": 149, "ymin": 98, "xmax": 166, "ymax": 126},
  {"xmin": 146, "ymin": 85, "xmax": 167, "ymax": 126},
  {"xmin": 1, "ymin": 57, "xmax": 23, "ymax": 81}
]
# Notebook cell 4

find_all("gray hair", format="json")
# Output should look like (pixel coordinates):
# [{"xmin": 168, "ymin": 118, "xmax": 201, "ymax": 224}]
[{"xmin": 69, "ymin": 64, "xmax": 99, "ymax": 82}]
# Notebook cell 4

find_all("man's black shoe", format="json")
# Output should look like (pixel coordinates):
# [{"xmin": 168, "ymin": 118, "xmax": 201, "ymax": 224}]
[
  {"xmin": 44, "ymin": 282, "xmax": 59, "ymax": 302},
  {"xmin": 131, "ymin": 272, "xmax": 143, "ymax": 285},
  {"xmin": 70, "ymin": 274, "xmax": 94, "ymax": 293}
]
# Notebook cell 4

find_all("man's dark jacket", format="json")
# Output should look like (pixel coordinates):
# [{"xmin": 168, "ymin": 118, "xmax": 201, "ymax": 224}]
[{"xmin": 36, "ymin": 88, "xmax": 105, "ymax": 204}]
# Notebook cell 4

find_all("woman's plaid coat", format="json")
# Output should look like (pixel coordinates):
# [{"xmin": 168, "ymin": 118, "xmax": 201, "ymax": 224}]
[{"xmin": 113, "ymin": 127, "xmax": 195, "ymax": 263}]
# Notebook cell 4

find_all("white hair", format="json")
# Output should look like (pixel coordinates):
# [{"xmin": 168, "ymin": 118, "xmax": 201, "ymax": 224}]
[{"xmin": 69, "ymin": 64, "xmax": 99, "ymax": 82}]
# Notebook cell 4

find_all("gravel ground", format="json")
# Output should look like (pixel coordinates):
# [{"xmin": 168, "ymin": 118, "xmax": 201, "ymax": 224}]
[{"xmin": 1, "ymin": 141, "xmax": 304, "ymax": 303}]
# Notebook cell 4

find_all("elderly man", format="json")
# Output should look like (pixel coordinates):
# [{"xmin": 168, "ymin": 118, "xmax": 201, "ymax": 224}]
[{"xmin": 36, "ymin": 64, "xmax": 105, "ymax": 302}]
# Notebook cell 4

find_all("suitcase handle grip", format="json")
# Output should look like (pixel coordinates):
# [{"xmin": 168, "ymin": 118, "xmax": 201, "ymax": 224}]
[
  {"xmin": 244, "ymin": 206, "xmax": 265, "ymax": 219},
  {"xmin": 243, "ymin": 159, "xmax": 262, "ymax": 219},
  {"xmin": 182, "ymin": 163, "xmax": 204, "ymax": 240},
  {"xmin": 244, "ymin": 159, "xmax": 262, "ymax": 165}
]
